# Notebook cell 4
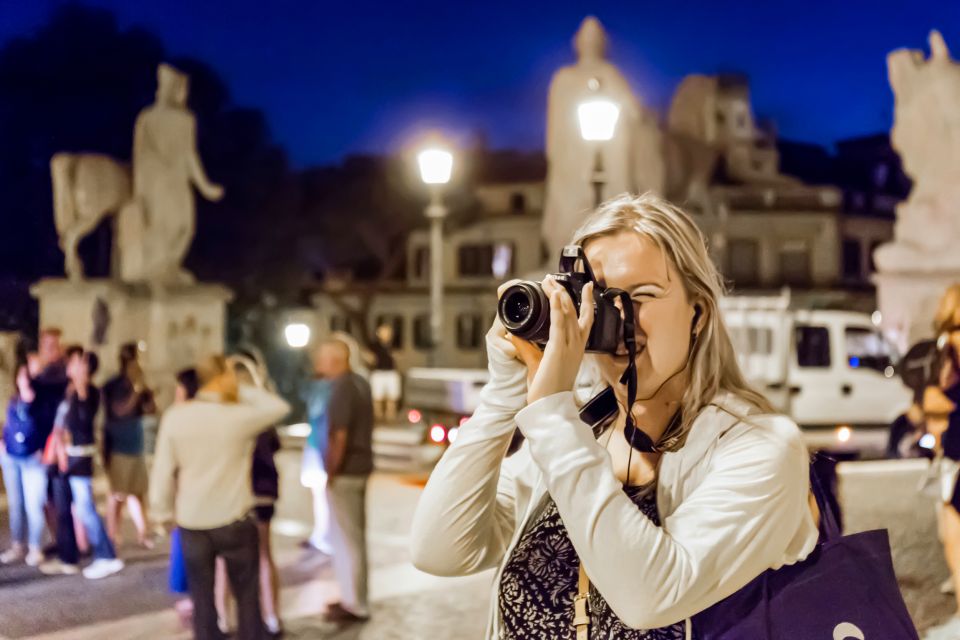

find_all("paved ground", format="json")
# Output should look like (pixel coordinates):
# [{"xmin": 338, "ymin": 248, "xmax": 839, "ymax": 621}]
[{"xmin": 0, "ymin": 451, "xmax": 953, "ymax": 639}]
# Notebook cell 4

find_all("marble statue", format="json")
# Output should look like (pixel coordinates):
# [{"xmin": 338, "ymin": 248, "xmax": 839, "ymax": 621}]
[
  {"xmin": 665, "ymin": 74, "xmax": 797, "ymax": 204},
  {"xmin": 50, "ymin": 63, "xmax": 222, "ymax": 284},
  {"xmin": 50, "ymin": 153, "xmax": 131, "ymax": 280},
  {"xmin": 542, "ymin": 16, "xmax": 664, "ymax": 259},
  {"xmin": 875, "ymin": 31, "xmax": 960, "ymax": 273},
  {"xmin": 120, "ymin": 63, "xmax": 224, "ymax": 283}
]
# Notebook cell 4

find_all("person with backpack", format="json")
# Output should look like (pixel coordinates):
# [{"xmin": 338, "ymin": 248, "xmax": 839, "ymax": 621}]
[{"xmin": 0, "ymin": 355, "xmax": 48, "ymax": 567}]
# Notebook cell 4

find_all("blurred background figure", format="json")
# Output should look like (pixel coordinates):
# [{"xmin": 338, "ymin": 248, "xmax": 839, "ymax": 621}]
[
  {"xmin": 316, "ymin": 338, "xmax": 374, "ymax": 626},
  {"xmin": 300, "ymin": 343, "xmax": 333, "ymax": 555},
  {"xmin": 0, "ymin": 354, "xmax": 48, "ymax": 567},
  {"xmin": 331, "ymin": 331, "xmax": 370, "ymax": 381},
  {"xmin": 103, "ymin": 342, "xmax": 156, "ymax": 549},
  {"xmin": 227, "ymin": 353, "xmax": 284, "ymax": 637},
  {"xmin": 29, "ymin": 331, "xmax": 72, "ymax": 574},
  {"xmin": 166, "ymin": 368, "xmax": 199, "ymax": 631},
  {"xmin": 56, "ymin": 347, "xmax": 124, "ymax": 580},
  {"xmin": 364, "ymin": 323, "xmax": 400, "ymax": 423},
  {"xmin": 150, "ymin": 354, "xmax": 289, "ymax": 640}
]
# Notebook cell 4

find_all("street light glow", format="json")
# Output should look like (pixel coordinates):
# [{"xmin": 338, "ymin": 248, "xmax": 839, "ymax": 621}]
[
  {"xmin": 284, "ymin": 322, "xmax": 311, "ymax": 348},
  {"xmin": 577, "ymin": 99, "xmax": 620, "ymax": 141},
  {"xmin": 417, "ymin": 148, "xmax": 453, "ymax": 184}
]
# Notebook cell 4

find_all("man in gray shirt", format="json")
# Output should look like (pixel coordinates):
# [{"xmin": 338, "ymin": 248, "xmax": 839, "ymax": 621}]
[{"xmin": 318, "ymin": 338, "xmax": 374, "ymax": 625}]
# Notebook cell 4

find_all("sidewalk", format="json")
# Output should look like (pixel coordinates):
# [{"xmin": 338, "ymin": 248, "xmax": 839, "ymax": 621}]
[{"xmin": 0, "ymin": 462, "xmax": 493, "ymax": 640}]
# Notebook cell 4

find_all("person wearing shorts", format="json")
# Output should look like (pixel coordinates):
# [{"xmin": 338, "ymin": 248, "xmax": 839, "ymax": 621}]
[
  {"xmin": 103, "ymin": 343, "xmax": 155, "ymax": 548},
  {"xmin": 366, "ymin": 324, "xmax": 400, "ymax": 423}
]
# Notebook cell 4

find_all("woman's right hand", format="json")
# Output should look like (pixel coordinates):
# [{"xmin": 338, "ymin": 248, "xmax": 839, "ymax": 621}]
[
  {"xmin": 479, "ymin": 280, "xmax": 543, "ymax": 415},
  {"xmin": 489, "ymin": 280, "xmax": 545, "ymax": 382}
]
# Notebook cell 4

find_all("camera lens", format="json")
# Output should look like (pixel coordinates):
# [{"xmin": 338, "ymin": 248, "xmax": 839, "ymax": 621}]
[
  {"xmin": 497, "ymin": 281, "xmax": 550, "ymax": 343},
  {"xmin": 503, "ymin": 291, "xmax": 531, "ymax": 324}
]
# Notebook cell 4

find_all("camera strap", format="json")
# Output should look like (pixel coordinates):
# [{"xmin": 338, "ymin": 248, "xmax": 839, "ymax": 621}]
[{"xmin": 605, "ymin": 289, "xmax": 657, "ymax": 454}]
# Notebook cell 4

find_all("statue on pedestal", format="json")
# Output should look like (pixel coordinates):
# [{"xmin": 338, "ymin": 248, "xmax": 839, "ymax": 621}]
[
  {"xmin": 875, "ymin": 31, "xmax": 960, "ymax": 273},
  {"xmin": 50, "ymin": 63, "xmax": 223, "ymax": 285},
  {"xmin": 542, "ymin": 17, "xmax": 664, "ymax": 258}
]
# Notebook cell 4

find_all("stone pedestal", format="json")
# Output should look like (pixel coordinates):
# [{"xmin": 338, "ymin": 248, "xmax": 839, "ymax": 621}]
[
  {"xmin": 30, "ymin": 278, "xmax": 232, "ymax": 407},
  {"xmin": 874, "ymin": 269, "xmax": 960, "ymax": 353}
]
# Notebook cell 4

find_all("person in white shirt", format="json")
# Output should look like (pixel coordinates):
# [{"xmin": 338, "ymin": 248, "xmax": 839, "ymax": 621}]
[
  {"xmin": 411, "ymin": 193, "xmax": 819, "ymax": 639},
  {"xmin": 150, "ymin": 354, "xmax": 289, "ymax": 640}
]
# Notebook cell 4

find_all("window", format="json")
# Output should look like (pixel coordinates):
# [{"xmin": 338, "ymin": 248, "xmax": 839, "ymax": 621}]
[
  {"xmin": 846, "ymin": 327, "xmax": 896, "ymax": 373},
  {"xmin": 868, "ymin": 240, "xmax": 883, "ymax": 273},
  {"xmin": 373, "ymin": 314, "xmax": 404, "ymax": 349},
  {"xmin": 413, "ymin": 246, "xmax": 429, "ymax": 279},
  {"xmin": 729, "ymin": 326, "xmax": 773, "ymax": 356},
  {"xmin": 873, "ymin": 163, "xmax": 890, "ymax": 188},
  {"xmin": 492, "ymin": 242, "xmax": 515, "ymax": 278},
  {"xmin": 841, "ymin": 238, "xmax": 862, "ymax": 279},
  {"xmin": 458, "ymin": 243, "xmax": 495, "ymax": 277},
  {"xmin": 747, "ymin": 326, "xmax": 773, "ymax": 355},
  {"xmin": 510, "ymin": 192, "xmax": 526, "ymax": 215},
  {"xmin": 779, "ymin": 241, "xmax": 811, "ymax": 287},
  {"xmin": 456, "ymin": 313, "xmax": 484, "ymax": 350},
  {"xmin": 330, "ymin": 315, "xmax": 353, "ymax": 334},
  {"xmin": 413, "ymin": 315, "xmax": 433, "ymax": 350},
  {"xmin": 795, "ymin": 325, "xmax": 830, "ymax": 368},
  {"xmin": 726, "ymin": 238, "xmax": 760, "ymax": 287}
]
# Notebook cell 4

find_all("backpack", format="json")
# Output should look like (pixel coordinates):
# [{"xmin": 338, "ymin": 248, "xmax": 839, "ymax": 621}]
[{"xmin": 3, "ymin": 397, "xmax": 43, "ymax": 458}]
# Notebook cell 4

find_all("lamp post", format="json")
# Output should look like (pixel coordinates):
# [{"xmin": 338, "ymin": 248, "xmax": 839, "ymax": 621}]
[
  {"xmin": 417, "ymin": 146, "xmax": 453, "ymax": 365},
  {"xmin": 577, "ymin": 94, "xmax": 620, "ymax": 207}
]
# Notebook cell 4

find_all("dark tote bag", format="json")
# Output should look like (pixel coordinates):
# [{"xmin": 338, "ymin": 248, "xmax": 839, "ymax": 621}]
[{"xmin": 691, "ymin": 467, "xmax": 919, "ymax": 640}]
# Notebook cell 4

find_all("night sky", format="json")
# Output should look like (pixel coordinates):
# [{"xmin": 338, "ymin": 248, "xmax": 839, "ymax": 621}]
[{"xmin": 2, "ymin": 1, "xmax": 959, "ymax": 167}]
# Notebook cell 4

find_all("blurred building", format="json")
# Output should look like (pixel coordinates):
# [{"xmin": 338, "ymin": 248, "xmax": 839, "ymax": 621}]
[
  {"xmin": 309, "ymin": 77, "xmax": 908, "ymax": 370},
  {"xmin": 310, "ymin": 155, "xmax": 546, "ymax": 369},
  {"xmin": 664, "ymin": 74, "xmax": 843, "ymax": 291}
]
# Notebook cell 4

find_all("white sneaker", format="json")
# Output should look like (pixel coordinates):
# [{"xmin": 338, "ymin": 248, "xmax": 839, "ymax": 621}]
[
  {"xmin": 942, "ymin": 577, "xmax": 956, "ymax": 595},
  {"xmin": 264, "ymin": 615, "xmax": 281, "ymax": 634},
  {"xmin": 82, "ymin": 558, "xmax": 124, "ymax": 580},
  {"xmin": 24, "ymin": 548, "xmax": 44, "ymax": 567},
  {"xmin": 38, "ymin": 559, "xmax": 80, "ymax": 575},
  {"xmin": 924, "ymin": 616, "xmax": 960, "ymax": 640},
  {"xmin": 0, "ymin": 545, "xmax": 25, "ymax": 564}
]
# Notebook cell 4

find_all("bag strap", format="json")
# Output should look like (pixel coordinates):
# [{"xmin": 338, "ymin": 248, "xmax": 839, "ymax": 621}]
[
  {"xmin": 809, "ymin": 460, "xmax": 841, "ymax": 540},
  {"xmin": 573, "ymin": 562, "xmax": 590, "ymax": 640}
]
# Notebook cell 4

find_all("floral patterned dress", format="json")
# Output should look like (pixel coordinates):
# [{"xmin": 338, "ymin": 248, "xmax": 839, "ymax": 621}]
[{"xmin": 498, "ymin": 484, "xmax": 686, "ymax": 639}]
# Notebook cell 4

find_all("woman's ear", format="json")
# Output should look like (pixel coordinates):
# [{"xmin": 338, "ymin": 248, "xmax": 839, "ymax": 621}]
[{"xmin": 691, "ymin": 302, "xmax": 704, "ymax": 335}]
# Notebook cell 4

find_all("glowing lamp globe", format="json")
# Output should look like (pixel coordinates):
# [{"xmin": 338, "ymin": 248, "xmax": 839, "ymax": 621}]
[
  {"xmin": 417, "ymin": 149, "xmax": 453, "ymax": 185},
  {"xmin": 577, "ymin": 100, "xmax": 620, "ymax": 141}
]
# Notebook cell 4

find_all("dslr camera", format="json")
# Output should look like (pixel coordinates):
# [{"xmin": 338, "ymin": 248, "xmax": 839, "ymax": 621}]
[{"xmin": 497, "ymin": 245, "xmax": 624, "ymax": 353}]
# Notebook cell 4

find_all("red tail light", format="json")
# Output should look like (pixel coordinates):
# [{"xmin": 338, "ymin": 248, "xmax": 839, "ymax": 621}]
[{"xmin": 407, "ymin": 409, "xmax": 422, "ymax": 424}]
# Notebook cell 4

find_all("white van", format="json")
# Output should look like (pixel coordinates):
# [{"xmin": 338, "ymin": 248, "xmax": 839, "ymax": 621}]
[{"xmin": 720, "ymin": 291, "xmax": 912, "ymax": 457}]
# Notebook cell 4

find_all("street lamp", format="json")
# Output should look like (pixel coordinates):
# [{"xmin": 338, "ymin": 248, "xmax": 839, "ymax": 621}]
[
  {"xmin": 577, "ymin": 93, "xmax": 620, "ymax": 207},
  {"xmin": 284, "ymin": 322, "xmax": 311, "ymax": 349},
  {"xmin": 417, "ymin": 145, "xmax": 453, "ymax": 364}
]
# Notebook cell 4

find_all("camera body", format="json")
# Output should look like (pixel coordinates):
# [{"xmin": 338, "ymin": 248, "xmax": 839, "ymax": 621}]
[{"xmin": 497, "ymin": 245, "xmax": 623, "ymax": 353}]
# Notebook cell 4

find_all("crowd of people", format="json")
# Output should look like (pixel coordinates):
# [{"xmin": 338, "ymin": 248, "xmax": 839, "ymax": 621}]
[{"xmin": 0, "ymin": 329, "xmax": 380, "ymax": 639}]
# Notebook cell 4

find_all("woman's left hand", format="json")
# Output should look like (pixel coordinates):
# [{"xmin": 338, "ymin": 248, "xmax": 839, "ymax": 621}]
[{"xmin": 526, "ymin": 278, "xmax": 595, "ymax": 405}]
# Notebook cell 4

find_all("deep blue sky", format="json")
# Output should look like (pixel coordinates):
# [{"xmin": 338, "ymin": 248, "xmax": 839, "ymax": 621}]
[{"xmin": 2, "ymin": 1, "xmax": 959, "ymax": 167}]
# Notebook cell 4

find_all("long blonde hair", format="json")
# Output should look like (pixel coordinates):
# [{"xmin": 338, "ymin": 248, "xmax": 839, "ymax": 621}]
[
  {"xmin": 571, "ymin": 192, "xmax": 774, "ymax": 450},
  {"xmin": 935, "ymin": 283, "xmax": 960, "ymax": 334}
]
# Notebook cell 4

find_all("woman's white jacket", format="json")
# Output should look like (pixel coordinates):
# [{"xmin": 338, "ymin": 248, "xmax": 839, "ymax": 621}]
[{"xmin": 410, "ymin": 346, "xmax": 819, "ymax": 638}]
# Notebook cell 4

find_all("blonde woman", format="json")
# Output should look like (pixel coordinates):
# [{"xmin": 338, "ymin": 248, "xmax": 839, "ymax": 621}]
[
  {"xmin": 923, "ymin": 285, "xmax": 960, "ymax": 639},
  {"xmin": 411, "ymin": 193, "xmax": 818, "ymax": 638}
]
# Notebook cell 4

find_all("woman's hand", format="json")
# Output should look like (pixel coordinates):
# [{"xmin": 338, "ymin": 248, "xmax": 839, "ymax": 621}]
[
  {"xmin": 478, "ymin": 280, "xmax": 545, "ymax": 416},
  {"xmin": 526, "ymin": 278, "xmax": 595, "ymax": 405}
]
